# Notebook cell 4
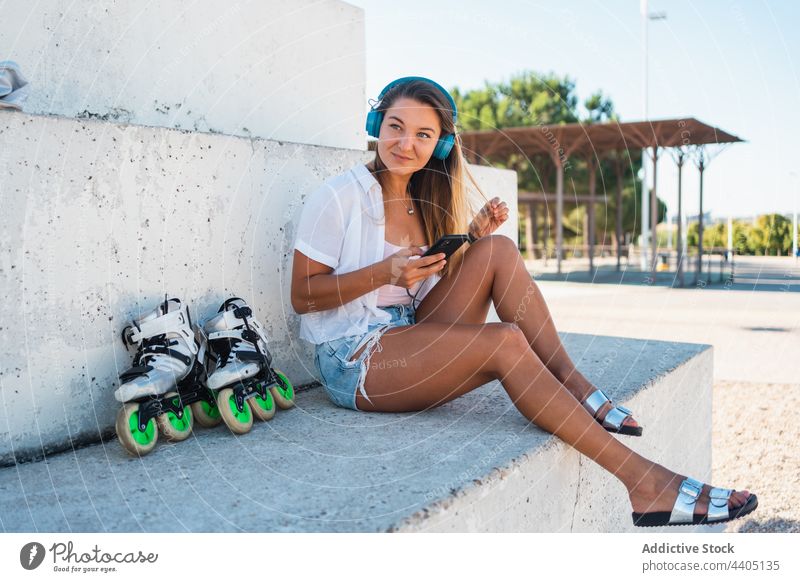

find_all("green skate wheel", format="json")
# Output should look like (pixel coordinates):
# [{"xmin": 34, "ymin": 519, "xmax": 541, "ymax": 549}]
[
  {"xmin": 116, "ymin": 403, "xmax": 158, "ymax": 456},
  {"xmin": 270, "ymin": 369, "xmax": 295, "ymax": 410},
  {"xmin": 217, "ymin": 387, "xmax": 253, "ymax": 435},
  {"xmin": 191, "ymin": 399, "xmax": 222, "ymax": 428},
  {"xmin": 249, "ymin": 385, "xmax": 276, "ymax": 421},
  {"xmin": 156, "ymin": 392, "xmax": 194, "ymax": 442}
]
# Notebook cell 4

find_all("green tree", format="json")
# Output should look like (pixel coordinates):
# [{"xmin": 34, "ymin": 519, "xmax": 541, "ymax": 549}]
[
  {"xmin": 451, "ymin": 71, "xmax": 579, "ymax": 131},
  {"xmin": 749, "ymin": 214, "xmax": 791, "ymax": 255},
  {"xmin": 584, "ymin": 91, "xmax": 617, "ymax": 124},
  {"xmin": 685, "ymin": 215, "xmax": 792, "ymax": 256},
  {"xmin": 705, "ymin": 222, "xmax": 727, "ymax": 249},
  {"xmin": 687, "ymin": 221, "xmax": 732, "ymax": 251},
  {"xmin": 732, "ymin": 220, "xmax": 749, "ymax": 254},
  {"xmin": 452, "ymin": 71, "xmax": 657, "ymax": 245}
]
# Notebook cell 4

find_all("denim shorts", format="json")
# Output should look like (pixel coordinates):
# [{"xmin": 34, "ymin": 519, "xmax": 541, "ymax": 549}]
[{"xmin": 314, "ymin": 304, "xmax": 416, "ymax": 411}]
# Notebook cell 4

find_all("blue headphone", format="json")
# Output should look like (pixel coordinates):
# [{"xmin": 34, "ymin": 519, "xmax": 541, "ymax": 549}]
[{"xmin": 365, "ymin": 76, "xmax": 458, "ymax": 161}]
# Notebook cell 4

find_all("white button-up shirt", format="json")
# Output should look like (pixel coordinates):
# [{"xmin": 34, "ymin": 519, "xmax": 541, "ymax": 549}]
[{"xmin": 293, "ymin": 163, "xmax": 441, "ymax": 344}]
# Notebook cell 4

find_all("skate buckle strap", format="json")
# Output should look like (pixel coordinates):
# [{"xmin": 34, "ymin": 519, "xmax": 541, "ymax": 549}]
[
  {"xmin": 119, "ymin": 364, "xmax": 154, "ymax": 383},
  {"xmin": 207, "ymin": 330, "xmax": 265, "ymax": 360},
  {"xmin": 131, "ymin": 340, "xmax": 193, "ymax": 367},
  {"xmin": 241, "ymin": 329, "xmax": 260, "ymax": 344},
  {"xmin": 215, "ymin": 308, "xmax": 269, "ymax": 340},
  {"xmin": 128, "ymin": 307, "xmax": 190, "ymax": 344},
  {"xmin": 669, "ymin": 477, "xmax": 703, "ymax": 524},
  {"xmin": 207, "ymin": 330, "xmax": 245, "ymax": 341},
  {"xmin": 219, "ymin": 308, "xmax": 250, "ymax": 330},
  {"xmin": 233, "ymin": 305, "xmax": 252, "ymax": 319}
]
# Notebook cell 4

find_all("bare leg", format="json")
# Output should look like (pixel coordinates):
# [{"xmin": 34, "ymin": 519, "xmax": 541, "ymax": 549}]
[
  {"xmin": 416, "ymin": 235, "xmax": 638, "ymax": 429},
  {"xmin": 350, "ymin": 320, "xmax": 749, "ymax": 517}
]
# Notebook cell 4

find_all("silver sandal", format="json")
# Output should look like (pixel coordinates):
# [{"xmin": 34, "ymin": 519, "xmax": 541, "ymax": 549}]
[
  {"xmin": 632, "ymin": 476, "xmax": 758, "ymax": 527},
  {"xmin": 581, "ymin": 388, "xmax": 643, "ymax": 436}
]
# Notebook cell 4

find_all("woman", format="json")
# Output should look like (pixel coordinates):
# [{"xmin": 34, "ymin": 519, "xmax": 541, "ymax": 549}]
[{"xmin": 290, "ymin": 76, "xmax": 757, "ymax": 528}]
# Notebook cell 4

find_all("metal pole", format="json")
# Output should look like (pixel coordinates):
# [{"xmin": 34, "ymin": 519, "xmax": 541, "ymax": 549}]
[
  {"xmin": 640, "ymin": 0, "xmax": 649, "ymax": 271},
  {"xmin": 668, "ymin": 211, "xmax": 673, "ymax": 249},
  {"xmin": 556, "ymin": 160, "xmax": 564, "ymax": 275},
  {"xmin": 697, "ymin": 151, "xmax": 706, "ymax": 283},
  {"xmin": 727, "ymin": 216, "xmax": 733, "ymax": 267},
  {"xmin": 639, "ymin": 2, "xmax": 666, "ymax": 273},
  {"xmin": 677, "ymin": 152, "xmax": 684, "ymax": 287},
  {"xmin": 650, "ymin": 145, "xmax": 659, "ymax": 277},
  {"xmin": 615, "ymin": 155, "xmax": 624, "ymax": 272},
  {"xmin": 588, "ymin": 157, "xmax": 596, "ymax": 274},
  {"xmin": 683, "ymin": 203, "xmax": 689, "ymax": 269},
  {"xmin": 524, "ymin": 202, "xmax": 534, "ymax": 260}
]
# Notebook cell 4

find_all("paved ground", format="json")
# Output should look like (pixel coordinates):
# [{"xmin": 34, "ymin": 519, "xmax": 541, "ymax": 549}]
[
  {"xmin": 534, "ymin": 256, "xmax": 800, "ymax": 532},
  {"xmin": 528, "ymin": 254, "xmax": 800, "ymax": 295},
  {"xmin": 533, "ymin": 258, "xmax": 800, "ymax": 384}
]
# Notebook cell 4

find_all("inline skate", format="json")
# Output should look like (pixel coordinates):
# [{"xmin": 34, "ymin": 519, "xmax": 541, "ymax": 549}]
[
  {"xmin": 114, "ymin": 297, "xmax": 221, "ymax": 456},
  {"xmin": 203, "ymin": 297, "xmax": 295, "ymax": 435}
]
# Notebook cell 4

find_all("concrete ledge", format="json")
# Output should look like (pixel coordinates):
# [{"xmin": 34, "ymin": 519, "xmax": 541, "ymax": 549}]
[{"xmin": 0, "ymin": 334, "xmax": 714, "ymax": 533}]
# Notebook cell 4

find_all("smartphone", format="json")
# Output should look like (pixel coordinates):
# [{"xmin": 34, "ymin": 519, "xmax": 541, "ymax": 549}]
[{"xmin": 421, "ymin": 234, "xmax": 470, "ymax": 261}]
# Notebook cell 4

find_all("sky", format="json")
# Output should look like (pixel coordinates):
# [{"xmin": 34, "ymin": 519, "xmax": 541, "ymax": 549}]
[{"xmin": 344, "ymin": 0, "xmax": 800, "ymax": 221}]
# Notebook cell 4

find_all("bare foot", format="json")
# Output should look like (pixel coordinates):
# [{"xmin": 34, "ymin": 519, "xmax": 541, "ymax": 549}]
[{"xmin": 628, "ymin": 464, "xmax": 751, "ymax": 517}]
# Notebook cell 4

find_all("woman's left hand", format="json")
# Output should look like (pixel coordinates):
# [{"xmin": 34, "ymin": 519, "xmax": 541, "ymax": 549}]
[{"xmin": 469, "ymin": 196, "xmax": 510, "ymax": 239}]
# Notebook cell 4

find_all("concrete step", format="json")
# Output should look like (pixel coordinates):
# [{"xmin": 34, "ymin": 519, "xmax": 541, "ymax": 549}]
[{"xmin": 0, "ymin": 334, "xmax": 717, "ymax": 533}]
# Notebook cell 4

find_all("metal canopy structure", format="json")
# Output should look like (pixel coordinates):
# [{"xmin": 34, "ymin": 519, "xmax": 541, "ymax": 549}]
[
  {"xmin": 460, "ymin": 118, "xmax": 744, "ymax": 283},
  {"xmin": 460, "ymin": 118, "xmax": 742, "ymax": 157}
]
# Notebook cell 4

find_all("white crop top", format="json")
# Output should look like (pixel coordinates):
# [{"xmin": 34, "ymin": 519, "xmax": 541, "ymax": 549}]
[{"xmin": 376, "ymin": 240, "xmax": 430, "ymax": 307}]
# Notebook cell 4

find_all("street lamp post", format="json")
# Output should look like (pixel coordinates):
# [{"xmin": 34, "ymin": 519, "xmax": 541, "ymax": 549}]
[{"xmin": 640, "ymin": 0, "xmax": 666, "ymax": 273}]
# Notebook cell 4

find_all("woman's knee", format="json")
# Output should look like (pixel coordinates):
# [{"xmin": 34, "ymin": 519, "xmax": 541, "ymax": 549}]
[
  {"xmin": 470, "ymin": 234, "xmax": 520, "ymax": 259},
  {"xmin": 482, "ymin": 322, "xmax": 533, "ymax": 374}
]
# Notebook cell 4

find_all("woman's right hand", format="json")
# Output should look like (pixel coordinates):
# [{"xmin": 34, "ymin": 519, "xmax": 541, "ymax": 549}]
[{"xmin": 375, "ymin": 247, "xmax": 446, "ymax": 289}]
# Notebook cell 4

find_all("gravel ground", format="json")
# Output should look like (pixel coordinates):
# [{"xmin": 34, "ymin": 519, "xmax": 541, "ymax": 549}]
[{"xmin": 712, "ymin": 381, "xmax": 800, "ymax": 533}]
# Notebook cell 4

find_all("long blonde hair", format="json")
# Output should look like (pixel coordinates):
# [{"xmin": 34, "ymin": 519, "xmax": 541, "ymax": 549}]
[{"xmin": 369, "ymin": 79, "xmax": 488, "ymax": 278}]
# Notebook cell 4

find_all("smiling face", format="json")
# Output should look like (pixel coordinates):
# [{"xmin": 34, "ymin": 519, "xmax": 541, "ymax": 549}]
[{"xmin": 376, "ymin": 97, "xmax": 443, "ymax": 177}]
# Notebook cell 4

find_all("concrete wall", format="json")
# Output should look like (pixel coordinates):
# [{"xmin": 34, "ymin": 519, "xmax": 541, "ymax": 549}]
[
  {"xmin": 0, "ymin": 0, "xmax": 366, "ymax": 149},
  {"xmin": 0, "ymin": 110, "xmax": 518, "ymax": 466}
]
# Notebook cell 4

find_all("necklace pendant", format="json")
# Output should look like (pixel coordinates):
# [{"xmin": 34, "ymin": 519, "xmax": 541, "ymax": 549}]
[{"xmin": 407, "ymin": 208, "xmax": 414, "ymax": 215}]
